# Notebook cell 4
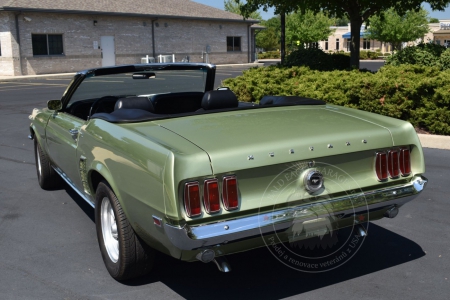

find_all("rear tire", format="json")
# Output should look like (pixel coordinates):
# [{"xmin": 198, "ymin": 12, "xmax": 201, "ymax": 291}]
[
  {"xmin": 34, "ymin": 139, "xmax": 62, "ymax": 190},
  {"xmin": 95, "ymin": 181, "xmax": 155, "ymax": 281}
]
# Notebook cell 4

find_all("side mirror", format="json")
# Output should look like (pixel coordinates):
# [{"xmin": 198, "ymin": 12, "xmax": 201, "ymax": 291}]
[{"xmin": 47, "ymin": 100, "xmax": 62, "ymax": 111}]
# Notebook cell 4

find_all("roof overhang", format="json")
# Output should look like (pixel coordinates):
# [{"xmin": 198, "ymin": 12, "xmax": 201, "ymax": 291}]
[
  {"xmin": 433, "ymin": 30, "xmax": 450, "ymax": 35},
  {"xmin": 0, "ymin": 7, "xmax": 259, "ymax": 24},
  {"xmin": 251, "ymin": 24, "xmax": 266, "ymax": 30},
  {"xmin": 342, "ymin": 32, "xmax": 368, "ymax": 39}
]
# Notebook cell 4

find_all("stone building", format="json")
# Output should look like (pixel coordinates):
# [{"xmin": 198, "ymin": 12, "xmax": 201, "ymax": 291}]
[
  {"xmin": 427, "ymin": 20, "xmax": 450, "ymax": 46},
  {"xmin": 0, "ymin": 0, "xmax": 258, "ymax": 76},
  {"xmin": 320, "ymin": 21, "xmax": 450, "ymax": 54}
]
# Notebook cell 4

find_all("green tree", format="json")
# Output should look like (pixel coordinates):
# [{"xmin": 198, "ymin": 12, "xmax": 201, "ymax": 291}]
[
  {"xmin": 286, "ymin": 10, "xmax": 336, "ymax": 46},
  {"xmin": 335, "ymin": 16, "xmax": 350, "ymax": 26},
  {"xmin": 239, "ymin": 0, "xmax": 450, "ymax": 68},
  {"xmin": 367, "ymin": 8, "xmax": 430, "ymax": 52},
  {"xmin": 429, "ymin": 17, "xmax": 440, "ymax": 23},
  {"xmin": 255, "ymin": 17, "xmax": 281, "ymax": 51},
  {"xmin": 224, "ymin": 0, "xmax": 262, "ymax": 20},
  {"xmin": 256, "ymin": 27, "xmax": 279, "ymax": 50}
]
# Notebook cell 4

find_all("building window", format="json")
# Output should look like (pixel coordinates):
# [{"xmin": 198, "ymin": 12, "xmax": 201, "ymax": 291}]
[
  {"xmin": 435, "ymin": 39, "xmax": 441, "ymax": 45},
  {"xmin": 363, "ymin": 39, "xmax": 370, "ymax": 50},
  {"xmin": 346, "ymin": 40, "xmax": 351, "ymax": 51},
  {"xmin": 444, "ymin": 40, "xmax": 450, "ymax": 48},
  {"xmin": 227, "ymin": 37, "xmax": 241, "ymax": 52},
  {"xmin": 32, "ymin": 34, "xmax": 64, "ymax": 56},
  {"xmin": 0, "ymin": 40, "xmax": 2, "ymax": 56},
  {"xmin": 336, "ymin": 38, "xmax": 340, "ymax": 51},
  {"xmin": 324, "ymin": 40, "xmax": 328, "ymax": 51}
]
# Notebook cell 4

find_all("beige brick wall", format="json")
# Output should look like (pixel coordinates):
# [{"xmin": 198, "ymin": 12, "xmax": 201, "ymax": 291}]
[
  {"xmin": 153, "ymin": 18, "xmax": 249, "ymax": 64},
  {"xmin": 0, "ymin": 12, "xmax": 21, "ymax": 76},
  {"xmin": 0, "ymin": 12, "xmax": 251, "ymax": 75}
]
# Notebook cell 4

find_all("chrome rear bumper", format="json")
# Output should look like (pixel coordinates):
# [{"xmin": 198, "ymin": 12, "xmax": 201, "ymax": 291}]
[{"xmin": 165, "ymin": 175, "xmax": 427, "ymax": 251}]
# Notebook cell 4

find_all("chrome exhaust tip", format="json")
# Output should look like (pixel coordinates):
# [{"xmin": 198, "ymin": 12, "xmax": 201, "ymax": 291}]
[
  {"xmin": 213, "ymin": 256, "xmax": 231, "ymax": 273},
  {"xmin": 384, "ymin": 206, "xmax": 399, "ymax": 219},
  {"xmin": 355, "ymin": 223, "xmax": 367, "ymax": 237}
]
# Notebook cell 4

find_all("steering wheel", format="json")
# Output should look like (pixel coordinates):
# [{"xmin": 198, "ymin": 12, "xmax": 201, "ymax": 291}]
[{"xmin": 88, "ymin": 96, "xmax": 119, "ymax": 120}]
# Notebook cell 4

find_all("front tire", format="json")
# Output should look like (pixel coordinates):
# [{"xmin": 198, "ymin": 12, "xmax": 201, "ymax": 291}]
[
  {"xmin": 95, "ymin": 181, "xmax": 155, "ymax": 281},
  {"xmin": 34, "ymin": 139, "xmax": 62, "ymax": 190}
]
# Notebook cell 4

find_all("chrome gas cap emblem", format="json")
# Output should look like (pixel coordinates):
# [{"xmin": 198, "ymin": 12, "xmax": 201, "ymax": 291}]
[{"xmin": 304, "ymin": 170, "xmax": 324, "ymax": 193}]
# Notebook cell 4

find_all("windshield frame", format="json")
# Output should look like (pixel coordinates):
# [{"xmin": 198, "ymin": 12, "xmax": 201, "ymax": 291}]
[{"xmin": 61, "ymin": 63, "xmax": 216, "ymax": 110}]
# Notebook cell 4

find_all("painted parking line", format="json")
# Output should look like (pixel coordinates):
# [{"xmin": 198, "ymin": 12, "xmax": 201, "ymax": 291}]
[
  {"xmin": 0, "ymin": 82, "xmax": 68, "ymax": 87},
  {"xmin": 45, "ymin": 78, "xmax": 72, "ymax": 81}
]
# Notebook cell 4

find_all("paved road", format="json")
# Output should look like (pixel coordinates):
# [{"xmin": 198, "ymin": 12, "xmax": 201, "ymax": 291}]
[{"xmin": 0, "ymin": 72, "xmax": 449, "ymax": 300}]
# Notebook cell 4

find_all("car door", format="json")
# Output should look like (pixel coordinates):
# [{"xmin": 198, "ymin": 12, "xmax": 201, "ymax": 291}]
[{"xmin": 45, "ymin": 110, "xmax": 85, "ymax": 190}]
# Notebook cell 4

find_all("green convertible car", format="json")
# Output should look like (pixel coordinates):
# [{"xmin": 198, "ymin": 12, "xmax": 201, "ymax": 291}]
[{"xmin": 29, "ymin": 63, "xmax": 427, "ymax": 280}]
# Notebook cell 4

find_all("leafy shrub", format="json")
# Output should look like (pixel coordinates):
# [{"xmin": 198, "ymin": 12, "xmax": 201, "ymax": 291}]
[
  {"xmin": 284, "ymin": 47, "xmax": 350, "ymax": 70},
  {"xmin": 222, "ymin": 65, "xmax": 450, "ymax": 135},
  {"xmin": 258, "ymin": 51, "xmax": 280, "ymax": 59},
  {"xmin": 360, "ymin": 51, "xmax": 379, "ymax": 60},
  {"xmin": 438, "ymin": 49, "xmax": 450, "ymax": 70},
  {"xmin": 386, "ymin": 43, "xmax": 448, "ymax": 69},
  {"xmin": 329, "ymin": 53, "xmax": 351, "ymax": 70}
]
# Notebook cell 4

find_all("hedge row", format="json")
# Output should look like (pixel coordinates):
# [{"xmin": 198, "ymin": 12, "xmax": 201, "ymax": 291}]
[
  {"xmin": 222, "ymin": 65, "xmax": 450, "ymax": 135},
  {"xmin": 386, "ymin": 43, "xmax": 450, "ymax": 71},
  {"xmin": 284, "ymin": 48, "xmax": 351, "ymax": 70}
]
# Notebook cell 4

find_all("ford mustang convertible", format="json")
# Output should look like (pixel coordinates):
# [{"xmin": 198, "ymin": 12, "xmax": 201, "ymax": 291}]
[{"xmin": 29, "ymin": 63, "xmax": 427, "ymax": 280}]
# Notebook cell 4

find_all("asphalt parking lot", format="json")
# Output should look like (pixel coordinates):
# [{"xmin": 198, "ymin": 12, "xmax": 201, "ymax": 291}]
[{"xmin": 0, "ymin": 67, "xmax": 449, "ymax": 300}]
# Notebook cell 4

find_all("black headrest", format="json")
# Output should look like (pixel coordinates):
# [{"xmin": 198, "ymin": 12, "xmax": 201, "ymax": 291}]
[
  {"xmin": 201, "ymin": 90, "xmax": 238, "ymax": 110},
  {"xmin": 151, "ymin": 92, "xmax": 204, "ymax": 114},
  {"xmin": 114, "ymin": 97, "xmax": 155, "ymax": 112}
]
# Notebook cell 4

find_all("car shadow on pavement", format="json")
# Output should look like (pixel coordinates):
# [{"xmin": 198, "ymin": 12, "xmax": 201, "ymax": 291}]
[
  {"xmin": 63, "ymin": 183, "xmax": 95, "ymax": 222},
  {"xmin": 61, "ymin": 187, "xmax": 425, "ymax": 299},
  {"xmin": 124, "ymin": 223, "xmax": 425, "ymax": 300}
]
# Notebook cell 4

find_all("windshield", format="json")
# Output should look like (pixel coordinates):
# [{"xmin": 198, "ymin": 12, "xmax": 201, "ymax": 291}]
[{"xmin": 68, "ymin": 68, "xmax": 208, "ymax": 106}]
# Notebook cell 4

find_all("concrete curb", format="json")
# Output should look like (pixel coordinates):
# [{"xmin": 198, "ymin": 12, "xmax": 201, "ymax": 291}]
[{"xmin": 217, "ymin": 63, "xmax": 264, "ymax": 69}]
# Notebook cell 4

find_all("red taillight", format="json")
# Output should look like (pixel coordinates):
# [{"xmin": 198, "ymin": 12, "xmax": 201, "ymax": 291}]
[
  {"xmin": 399, "ymin": 148, "xmax": 411, "ymax": 176},
  {"xmin": 222, "ymin": 176, "xmax": 239, "ymax": 210},
  {"xmin": 375, "ymin": 152, "xmax": 388, "ymax": 181},
  {"xmin": 388, "ymin": 150, "xmax": 400, "ymax": 178},
  {"xmin": 203, "ymin": 179, "xmax": 220, "ymax": 214},
  {"xmin": 184, "ymin": 182, "xmax": 201, "ymax": 217}
]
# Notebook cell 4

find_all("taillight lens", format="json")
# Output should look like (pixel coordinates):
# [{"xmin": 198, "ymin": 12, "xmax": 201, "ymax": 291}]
[
  {"xmin": 399, "ymin": 148, "xmax": 411, "ymax": 176},
  {"xmin": 203, "ymin": 179, "xmax": 220, "ymax": 214},
  {"xmin": 375, "ymin": 152, "xmax": 388, "ymax": 181},
  {"xmin": 222, "ymin": 176, "xmax": 239, "ymax": 210},
  {"xmin": 184, "ymin": 182, "xmax": 201, "ymax": 217},
  {"xmin": 388, "ymin": 150, "xmax": 400, "ymax": 178}
]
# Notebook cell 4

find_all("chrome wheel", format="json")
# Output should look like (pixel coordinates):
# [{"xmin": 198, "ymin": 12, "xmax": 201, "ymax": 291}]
[{"xmin": 100, "ymin": 197, "xmax": 119, "ymax": 263}]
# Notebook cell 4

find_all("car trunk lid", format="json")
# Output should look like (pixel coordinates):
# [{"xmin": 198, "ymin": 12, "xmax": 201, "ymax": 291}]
[{"xmin": 153, "ymin": 106, "xmax": 393, "ymax": 174}]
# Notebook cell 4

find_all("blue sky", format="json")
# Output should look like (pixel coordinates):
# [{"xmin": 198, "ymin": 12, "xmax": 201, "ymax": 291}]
[{"xmin": 192, "ymin": 0, "xmax": 450, "ymax": 21}]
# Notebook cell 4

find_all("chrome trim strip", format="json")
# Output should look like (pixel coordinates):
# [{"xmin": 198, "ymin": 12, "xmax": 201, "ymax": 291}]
[
  {"xmin": 52, "ymin": 166, "xmax": 95, "ymax": 208},
  {"xmin": 164, "ymin": 175, "xmax": 427, "ymax": 251}
]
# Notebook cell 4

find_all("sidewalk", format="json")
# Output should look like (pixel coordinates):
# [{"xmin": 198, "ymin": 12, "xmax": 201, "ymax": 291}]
[
  {"xmin": 417, "ymin": 134, "xmax": 450, "ymax": 150},
  {"xmin": 1, "ymin": 66, "xmax": 449, "ymax": 150}
]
